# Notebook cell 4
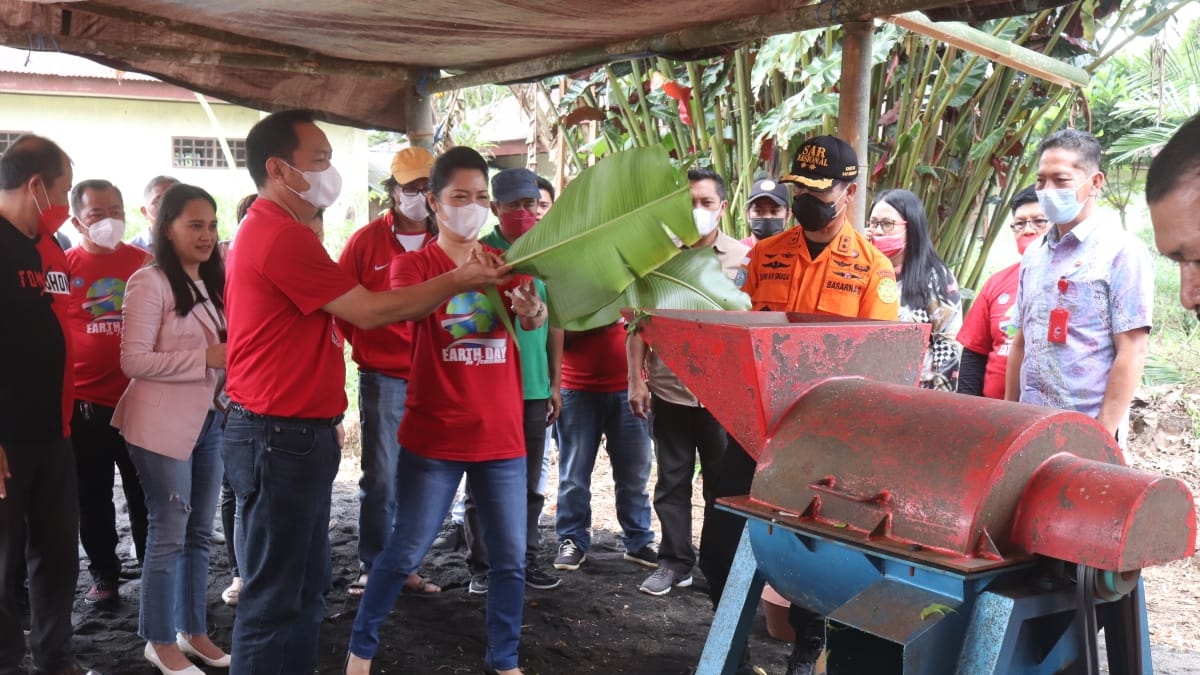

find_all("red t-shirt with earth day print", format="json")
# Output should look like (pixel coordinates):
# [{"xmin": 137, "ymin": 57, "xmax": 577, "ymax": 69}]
[{"xmin": 389, "ymin": 241, "xmax": 525, "ymax": 462}]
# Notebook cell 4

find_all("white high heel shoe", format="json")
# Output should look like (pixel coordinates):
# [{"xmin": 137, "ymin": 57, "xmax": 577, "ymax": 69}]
[
  {"xmin": 144, "ymin": 642, "xmax": 204, "ymax": 675},
  {"xmin": 177, "ymin": 632, "xmax": 232, "ymax": 668}
]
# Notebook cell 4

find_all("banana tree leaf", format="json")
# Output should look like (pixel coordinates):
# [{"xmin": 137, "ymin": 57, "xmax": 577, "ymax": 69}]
[
  {"xmin": 561, "ymin": 248, "xmax": 751, "ymax": 331},
  {"xmin": 505, "ymin": 145, "xmax": 698, "ymax": 328}
]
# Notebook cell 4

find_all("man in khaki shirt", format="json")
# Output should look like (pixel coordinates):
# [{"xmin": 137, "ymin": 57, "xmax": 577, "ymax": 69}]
[{"xmin": 627, "ymin": 167, "xmax": 749, "ymax": 597}]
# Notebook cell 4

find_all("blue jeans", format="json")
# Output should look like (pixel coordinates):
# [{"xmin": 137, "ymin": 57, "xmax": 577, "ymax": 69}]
[
  {"xmin": 222, "ymin": 408, "xmax": 341, "ymax": 675},
  {"xmin": 351, "ymin": 451, "xmax": 526, "ymax": 671},
  {"xmin": 356, "ymin": 371, "xmax": 408, "ymax": 569},
  {"xmin": 128, "ymin": 411, "xmax": 224, "ymax": 644},
  {"xmin": 555, "ymin": 388, "xmax": 654, "ymax": 553}
]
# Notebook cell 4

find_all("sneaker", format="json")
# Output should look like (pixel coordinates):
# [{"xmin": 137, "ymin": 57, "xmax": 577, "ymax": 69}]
[
  {"xmin": 432, "ymin": 521, "xmax": 463, "ymax": 551},
  {"xmin": 553, "ymin": 539, "xmax": 587, "ymax": 571},
  {"xmin": 525, "ymin": 563, "xmax": 562, "ymax": 590},
  {"xmin": 639, "ymin": 567, "xmax": 693, "ymax": 596},
  {"xmin": 85, "ymin": 579, "xmax": 118, "ymax": 604},
  {"xmin": 623, "ymin": 544, "xmax": 659, "ymax": 569},
  {"xmin": 468, "ymin": 574, "xmax": 488, "ymax": 595}
]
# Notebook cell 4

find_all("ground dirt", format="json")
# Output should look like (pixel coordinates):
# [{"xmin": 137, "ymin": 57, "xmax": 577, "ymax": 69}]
[{"xmin": 58, "ymin": 385, "xmax": 1200, "ymax": 674}]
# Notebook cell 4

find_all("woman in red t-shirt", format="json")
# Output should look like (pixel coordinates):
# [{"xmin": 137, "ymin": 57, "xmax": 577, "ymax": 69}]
[{"xmin": 347, "ymin": 147, "xmax": 544, "ymax": 675}]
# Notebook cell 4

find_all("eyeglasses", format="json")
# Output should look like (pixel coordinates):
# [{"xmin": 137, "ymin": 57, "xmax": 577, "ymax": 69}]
[
  {"xmin": 400, "ymin": 186, "xmax": 428, "ymax": 196},
  {"xmin": 1010, "ymin": 218, "xmax": 1051, "ymax": 233},
  {"xmin": 866, "ymin": 218, "xmax": 905, "ymax": 234}
]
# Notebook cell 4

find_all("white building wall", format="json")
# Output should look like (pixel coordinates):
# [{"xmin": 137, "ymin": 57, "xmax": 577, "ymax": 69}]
[{"xmin": 0, "ymin": 91, "xmax": 369, "ymax": 244}]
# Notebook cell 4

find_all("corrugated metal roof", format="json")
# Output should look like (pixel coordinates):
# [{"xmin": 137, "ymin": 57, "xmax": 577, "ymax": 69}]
[{"xmin": 0, "ymin": 44, "xmax": 155, "ymax": 80}]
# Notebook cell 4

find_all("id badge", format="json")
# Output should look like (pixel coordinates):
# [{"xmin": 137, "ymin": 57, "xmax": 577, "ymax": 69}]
[{"xmin": 1048, "ymin": 307, "xmax": 1069, "ymax": 344}]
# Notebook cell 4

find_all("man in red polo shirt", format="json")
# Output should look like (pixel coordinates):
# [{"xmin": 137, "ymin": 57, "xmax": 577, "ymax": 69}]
[
  {"xmin": 64, "ymin": 179, "xmax": 151, "ymax": 606},
  {"xmin": 1, "ymin": 135, "xmax": 104, "ymax": 675},
  {"xmin": 337, "ymin": 147, "xmax": 440, "ymax": 596},
  {"xmin": 222, "ymin": 110, "xmax": 509, "ymax": 675}
]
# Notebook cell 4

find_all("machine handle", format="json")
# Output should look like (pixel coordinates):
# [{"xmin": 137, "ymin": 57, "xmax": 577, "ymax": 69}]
[{"xmin": 811, "ymin": 476, "xmax": 893, "ymax": 506}]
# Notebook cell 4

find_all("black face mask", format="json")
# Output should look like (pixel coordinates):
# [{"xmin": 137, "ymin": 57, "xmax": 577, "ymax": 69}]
[
  {"xmin": 749, "ymin": 217, "xmax": 786, "ymax": 240},
  {"xmin": 791, "ymin": 190, "xmax": 845, "ymax": 232}
]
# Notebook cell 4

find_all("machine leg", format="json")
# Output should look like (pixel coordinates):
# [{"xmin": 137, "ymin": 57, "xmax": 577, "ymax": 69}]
[
  {"xmin": 1098, "ymin": 579, "xmax": 1152, "ymax": 675},
  {"xmin": 697, "ymin": 526, "xmax": 766, "ymax": 675}
]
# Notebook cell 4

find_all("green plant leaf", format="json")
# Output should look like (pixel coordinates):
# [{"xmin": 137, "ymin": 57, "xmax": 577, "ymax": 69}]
[
  {"xmin": 920, "ymin": 603, "xmax": 957, "ymax": 621},
  {"xmin": 564, "ymin": 248, "xmax": 751, "ymax": 330},
  {"xmin": 506, "ymin": 146, "xmax": 698, "ymax": 329},
  {"xmin": 483, "ymin": 285, "xmax": 519, "ymax": 350}
]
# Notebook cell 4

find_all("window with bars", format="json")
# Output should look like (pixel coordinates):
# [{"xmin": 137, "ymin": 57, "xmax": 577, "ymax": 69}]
[
  {"xmin": 172, "ymin": 137, "xmax": 247, "ymax": 169},
  {"xmin": 0, "ymin": 131, "xmax": 31, "ymax": 154}
]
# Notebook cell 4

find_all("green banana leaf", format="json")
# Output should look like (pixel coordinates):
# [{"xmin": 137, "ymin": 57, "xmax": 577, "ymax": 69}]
[
  {"xmin": 505, "ymin": 145, "xmax": 699, "ymax": 329},
  {"xmin": 570, "ymin": 248, "xmax": 751, "ymax": 329}
]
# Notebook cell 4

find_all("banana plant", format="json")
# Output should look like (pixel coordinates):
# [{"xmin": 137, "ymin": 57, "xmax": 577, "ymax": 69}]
[{"xmin": 504, "ymin": 145, "xmax": 750, "ymax": 330}]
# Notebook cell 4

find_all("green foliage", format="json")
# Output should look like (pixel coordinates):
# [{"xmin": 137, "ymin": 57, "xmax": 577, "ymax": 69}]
[{"xmin": 506, "ymin": 146, "xmax": 703, "ymax": 330}]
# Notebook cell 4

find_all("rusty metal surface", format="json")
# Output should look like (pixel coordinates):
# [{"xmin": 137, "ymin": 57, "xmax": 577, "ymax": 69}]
[
  {"xmin": 751, "ymin": 378, "xmax": 1127, "ymax": 564},
  {"xmin": 630, "ymin": 309, "xmax": 929, "ymax": 457},
  {"xmin": 1012, "ymin": 453, "xmax": 1198, "ymax": 571}
]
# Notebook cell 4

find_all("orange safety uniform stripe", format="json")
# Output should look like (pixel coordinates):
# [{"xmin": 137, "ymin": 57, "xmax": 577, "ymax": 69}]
[{"xmin": 738, "ymin": 221, "xmax": 899, "ymax": 320}]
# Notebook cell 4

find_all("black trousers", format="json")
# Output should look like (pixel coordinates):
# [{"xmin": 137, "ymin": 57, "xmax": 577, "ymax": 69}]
[
  {"xmin": 649, "ymin": 396, "xmax": 726, "ymax": 574},
  {"xmin": 697, "ymin": 434, "xmax": 823, "ymax": 641},
  {"xmin": 70, "ymin": 400, "xmax": 148, "ymax": 582},
  {"xmin": 465, "ymin": 398, "xmax": 549, "ymax": 573},
  {"xmin": 0, "ymin": 438, "xmax": 80, "ymax": 674}
]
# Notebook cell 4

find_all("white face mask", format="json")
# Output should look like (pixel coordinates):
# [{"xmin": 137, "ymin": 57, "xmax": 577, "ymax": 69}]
[
  {"xmin": 87, "ymin": 217, "xmax": 125, "ymax": 249},
  {"xmin": 439, "ymin": 202, "xmax": 489, "ymax": 239},
  {"xmin": 284, "ymin": 163, "xmax": 342, "ymax": 209},
  {"xmin": 398, "ymin": 192, "xmax": 429, "ymax": 221},
  {"xmin": 693, "ymin": 207, "xmax": 719, "ymax": 236}
]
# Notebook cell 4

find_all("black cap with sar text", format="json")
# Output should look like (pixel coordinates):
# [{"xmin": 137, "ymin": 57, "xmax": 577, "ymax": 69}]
[{"xmin": 781, "ymin": 136, "xmax": 858, "ymax": 192}]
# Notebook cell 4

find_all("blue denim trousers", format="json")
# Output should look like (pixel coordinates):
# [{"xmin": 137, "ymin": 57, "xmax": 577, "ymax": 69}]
[
  {"xmin": 351, "ymin": 450, "xmax": 526, "ymax": 671},
  {"xmin": 127, "ymin": 410, "xmax": 224, "ymax": 644},
  {"xmin": 555, "ymin": 388, "xmax": 654, "ymax": 553},
  {"xmin": 355, "ymin": 371, "xmax": 408, "ymax": 570},
  {"xmin": 222, "ymin": 408, "xmax": 341, "ymax": 675}
]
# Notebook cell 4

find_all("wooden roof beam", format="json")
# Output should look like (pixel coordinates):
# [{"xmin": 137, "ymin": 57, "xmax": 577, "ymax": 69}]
[{"xmin": 883, "ymin": 11, "xmax": 1090, "ymax": 88}]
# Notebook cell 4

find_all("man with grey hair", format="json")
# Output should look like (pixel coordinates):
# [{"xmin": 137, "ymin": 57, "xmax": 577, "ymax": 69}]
[{"xmin": 130, "ymin": 175, "xmax": 179, "ymax": 252}]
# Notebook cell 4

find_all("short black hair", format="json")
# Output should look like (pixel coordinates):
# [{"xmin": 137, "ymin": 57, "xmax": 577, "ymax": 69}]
[
  {"xmin": 0, "ymin": 134, "xmax": 67, "ymax": 190},
  {"xmin": 687, "ymin": 167, "xmax": 727, "ymax": 202},
  {"xmin": 1037, "ymin": 128, "xmax": 1103, "ymax": 174},
  {"xmin": 246, "ymin": 109, "xmax": 316, "ymax": 188},
  {"xmin": 430, "ymin": 146, "xmax": 489, "ymax": 198},
  {"xmin": 70, "ymin": 179, "xmax": 123, "ymax": 216},
  {"xmin": 536, "ymin": 176, "xmax": 556, "ymax": 202},
  {"xmin": 1147, "ymin": 113, "xmax": 1200, "ymax": 205},
  {"xmin": 1010, "ymin": 185, "xmax": 1038, "ymax": 214}
]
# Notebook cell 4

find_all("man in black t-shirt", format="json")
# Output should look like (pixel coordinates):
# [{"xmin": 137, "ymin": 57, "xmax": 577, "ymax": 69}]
[{"xmin": 0, "ymin": 135, "xmax": 103, "ymax": 675}]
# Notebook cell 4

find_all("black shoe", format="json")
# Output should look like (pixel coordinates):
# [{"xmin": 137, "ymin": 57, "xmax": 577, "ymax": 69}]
[
  {"xmin": 525, "ymin": 563, "xmax": 561, "ymax": 590},
  {"xmin": 468, "ymin": 574, "xmax": 488, "ymax": 595},
  {"xmin": 432, "ymin": 521, "xmax": 464, "ymax": 551},
  {"xmin": 785, "ymin": 637, "xmax": 823, "ymax": 675}
]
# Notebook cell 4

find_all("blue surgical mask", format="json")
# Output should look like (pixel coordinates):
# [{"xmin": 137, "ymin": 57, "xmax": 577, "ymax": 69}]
[{"xmin": 1037, "ymin": 182, "xmax": 1089, "ymax": 225}]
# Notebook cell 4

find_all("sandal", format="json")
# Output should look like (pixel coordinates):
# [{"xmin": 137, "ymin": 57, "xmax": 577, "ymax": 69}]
[
  {"xmin": 347, "ymin": 573, "xmax": 369, "ymax": 598},
  {"xmin": 221, "ymin": 577, "xmax": 242, "ymax": 606}
]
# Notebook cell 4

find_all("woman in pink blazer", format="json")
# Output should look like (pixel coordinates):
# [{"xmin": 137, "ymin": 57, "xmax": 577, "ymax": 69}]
[{"xmin": 112, "ymin": 184, "xmax": 230, "ymax": 675}]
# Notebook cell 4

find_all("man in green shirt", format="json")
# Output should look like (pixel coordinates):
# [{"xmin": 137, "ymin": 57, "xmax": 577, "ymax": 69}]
[{"xmin": 463, "ymin": 167, "xmax": 563, "ymax": 593}]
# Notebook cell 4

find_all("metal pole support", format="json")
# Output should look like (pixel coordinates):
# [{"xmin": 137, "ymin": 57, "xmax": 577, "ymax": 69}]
[
  {"xmin": 697, "ymin": 526, "xmax": 766, "ymax": 675},
  {"xmin": 404, "ymin": 88, "xmax": 435, "ymax": 150},
  {"xmin": 836, "ymin": 21, "xmax": 874, "ymax": 231}
]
